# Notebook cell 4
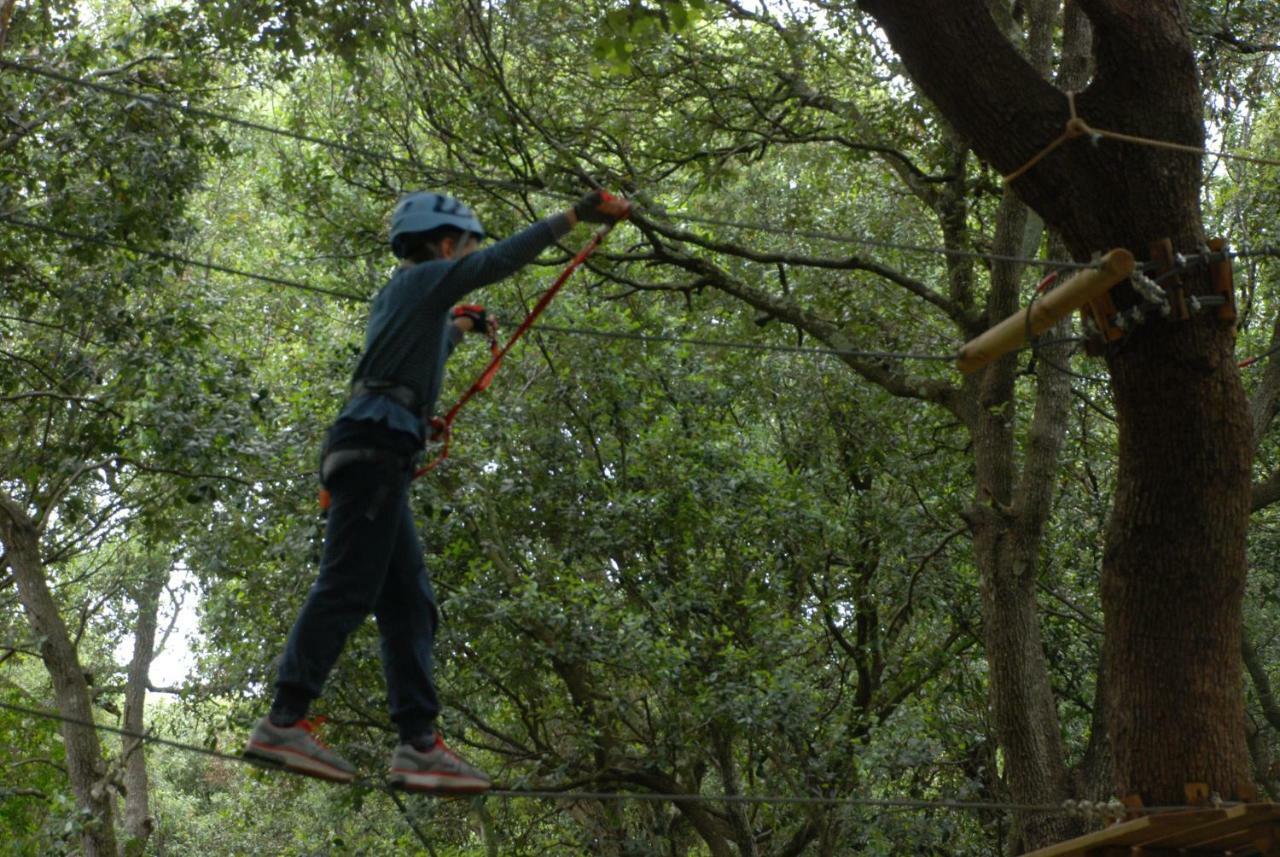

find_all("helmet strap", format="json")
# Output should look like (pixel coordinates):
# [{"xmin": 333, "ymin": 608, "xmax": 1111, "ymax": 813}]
[{"xmin": 443, "ymin": 233, "xmax": 478, "ymax": 260}]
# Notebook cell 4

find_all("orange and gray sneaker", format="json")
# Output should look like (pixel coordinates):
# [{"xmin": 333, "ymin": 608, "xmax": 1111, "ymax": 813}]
[
  {"xmin": 242, "ymin": 716, "xmax": 356, "ymax": 783},
  {"xmin": 387, "ymin": 735, "xmax": 491, "ymax": 794}
]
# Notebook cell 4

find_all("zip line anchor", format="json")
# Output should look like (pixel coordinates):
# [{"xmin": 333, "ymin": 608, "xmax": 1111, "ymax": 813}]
[{"xmin": 955, "ymin": 248, "xmax": 1136, "ymax": 374}]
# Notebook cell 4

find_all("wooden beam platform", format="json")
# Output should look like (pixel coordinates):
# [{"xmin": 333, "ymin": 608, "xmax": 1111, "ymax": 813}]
[{"xmin": 1019, "ymin": 804, "xmax": 1280, "ymax": 857}]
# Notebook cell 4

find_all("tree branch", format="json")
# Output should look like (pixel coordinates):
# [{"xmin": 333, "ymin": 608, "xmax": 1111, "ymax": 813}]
[
  {"xmin": 1243, "ymin": 631, "xmax": 1280, "ymax": 733},
  {"xmin": 1194, "ymin": 28, "xmax": 1280, "ymax": 54},
  {"xmin": 1252, "ymin": 471, "xmax": 1280, "ymax": 514},
  {"xmin": 634, "ymin": 212, "xmax": 972, "ymax": 325},
  {"xmin": 1, "ymin": 788, "xmax": 49, "ymax": 801},
  {"xmin": 606, "ymin": 768, "xmax": 736, "ymax": 856},
  {"xmin": 0, "ymin": 485, "xmax": 33, "ymax": 531},
  {"xmin": 35, "ymin": 455, "xmax": 119, "ymax": 534},
  {"xmin": 856, "ymin": 0, "xmax": 1061, "ymax": 178},
  {"xmin": 117, "ymin": 458, "xmax": 258, "ymax": 489},
  {"xmin": 636, "ymin": 226, "xmax": 962, "ymax": 412}
]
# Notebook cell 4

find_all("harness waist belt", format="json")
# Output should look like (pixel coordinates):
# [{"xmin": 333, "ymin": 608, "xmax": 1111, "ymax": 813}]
[
  {"xmin": 320, "ymin": 448, "xmax": 411, "ymax": 484},
  {"xmin": 350, "ymin": 379, "xmax": 421, "ymax": 413}
]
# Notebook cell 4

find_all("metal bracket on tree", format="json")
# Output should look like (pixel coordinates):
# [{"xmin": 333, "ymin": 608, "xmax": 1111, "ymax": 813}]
[{"xmin": 1078, "ymin": 236, "xmax": 1237, "ymax": 354}]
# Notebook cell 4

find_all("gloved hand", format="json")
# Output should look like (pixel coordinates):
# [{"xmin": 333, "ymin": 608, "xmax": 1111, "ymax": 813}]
[
  {"xmin": 574, "ymin": 190, "xmax": 631, "ymax": 225},
  {"xmin": 452, "ymin": 303, "xmax": 489, "ymax": 334}
]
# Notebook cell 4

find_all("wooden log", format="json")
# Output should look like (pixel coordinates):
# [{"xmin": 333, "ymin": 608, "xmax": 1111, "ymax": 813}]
[
  {"xmin": 956, "ymin": 248, "xmax": 1135, "ymax": 374},
  {"xmin": 1208, "ymin": 237, "xmax": 1237, "ymax": 330}
]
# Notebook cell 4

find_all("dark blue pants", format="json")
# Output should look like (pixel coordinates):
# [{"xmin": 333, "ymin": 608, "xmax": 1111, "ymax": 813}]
[{"xmin": 275, "ymin": 451, "xmax": 439, "ymax": 741}]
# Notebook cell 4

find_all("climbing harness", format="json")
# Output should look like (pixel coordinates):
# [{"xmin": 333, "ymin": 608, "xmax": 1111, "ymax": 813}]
[
  {"xmin": 316, "ymin": 319, "xmax": 497, "ymax": 510},
  {"xmin": 350, "ymin": 379, "xmax": 423, "ymax": 414},
  {"xmin": 416, "ymin": 220, "xmax": 619, "ymax": 477}
]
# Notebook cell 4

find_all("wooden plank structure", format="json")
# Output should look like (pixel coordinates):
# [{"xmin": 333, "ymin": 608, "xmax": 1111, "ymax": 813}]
[{"xmin": 1020, "ymin": 804, "xmax": 1280, "ymax": 857}]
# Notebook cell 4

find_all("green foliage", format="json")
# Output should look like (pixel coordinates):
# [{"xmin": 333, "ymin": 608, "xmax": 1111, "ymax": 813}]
[
  {"xmin": 4, "ymin": 0, "xmax": 1280, "ymax": 854},
  {"xmin": 593, "ymin": 0, "xmax": 709, "ymax": 73}
]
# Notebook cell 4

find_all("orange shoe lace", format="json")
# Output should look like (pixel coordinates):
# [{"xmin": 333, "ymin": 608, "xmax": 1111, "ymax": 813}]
[
  {"xmin": 436, "ymin": 737, "xmax": 465, "ymax": 763},
  {"xmin": 296, "ymin": 716, "xmax": 332, "ymax": 748}
]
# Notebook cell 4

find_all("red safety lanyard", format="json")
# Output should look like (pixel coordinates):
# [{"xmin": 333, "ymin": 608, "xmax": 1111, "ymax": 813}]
[{"xmin": 415, "ymin": 222, "xmax": 615, "ymax": 477}]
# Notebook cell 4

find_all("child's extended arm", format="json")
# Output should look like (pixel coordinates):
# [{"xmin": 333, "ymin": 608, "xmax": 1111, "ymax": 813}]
[{"xmin": 416, "ymin": 192, "xmax": 631, "ymax": 312}]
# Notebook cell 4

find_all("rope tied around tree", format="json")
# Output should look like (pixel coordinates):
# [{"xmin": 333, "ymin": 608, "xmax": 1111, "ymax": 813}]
[
  {"xmin": 1004, "ymin": 91, "xmax": 1280, "ymax": 184},
  {"xmin": 1003, "ymin": 92, "xmax": 1096, "ymax": 183}
]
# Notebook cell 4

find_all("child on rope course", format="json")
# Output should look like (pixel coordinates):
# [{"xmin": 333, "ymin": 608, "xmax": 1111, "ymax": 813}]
[{"xmin": 243, "ymin": 189, "xmax": 631, "ymax": 793}]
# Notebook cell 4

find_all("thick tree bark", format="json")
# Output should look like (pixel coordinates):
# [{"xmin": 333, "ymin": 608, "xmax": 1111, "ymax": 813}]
[
  {"xmin": 1104, "ymin": 316, "xmax": 1250, "ymax": 804},
  {"xmin": 920, "ymin": 4, "xmax": 1088, "ymax": 850},
  {"xmin": 963, "ymin": 191, "xmax": 1078, "ymax": 851},
  {"xmin": 711, "ymin": 727, "xmax": 759, "ymax": 857},
  {"xmin": 120, "ymin": 559, "xmax": 168, "ymax": 856},
  {"xmin": 0, "ymin": 493, "xmax": 118, "ymax": 857},
  {"xmin": 0, "ymin": 0, "xmax": 17, "ymax": 55},
  {"xmin": 860, "ymin": 0, "xmax": 1253, "ymax": 812}
]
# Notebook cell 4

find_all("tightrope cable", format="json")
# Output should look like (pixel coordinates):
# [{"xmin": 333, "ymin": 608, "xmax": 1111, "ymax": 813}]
[
  {"xmin": 10, "ymin": 59, "xmax": 1280, "ymax": 274},
  {"xmin": 0, "ymin": 58, "xmax": 1100, "ymax": 272},
  {"xmin": 7, "ymin": 210, "xmax": 1280, "ymax": 370},
  {"xmin": 646, "ymin": 210, "xmax": 1099, "ymax": 271},
  {"xmin": 0, "ymin": 58, "xmax": 537, "ymax": 198},
  {"xmin": 1, "ymin": 698, "xmax": 250, "ymax": 766},
  {"xmin": 0, "ymin": 699, "xmax": 1213, "ymax": 817},
  {"xmin": 534, "ymin": 323, "xmax": 960, "ymax": 360},
  {"xmin": 0, "ymin": 213, "xmax": 967, "ymax": 363},
  {"xmin": 0, "ymin": 697, "xmax": 436, "ymax": 852},
  {"xmin": 16, "ymin": 58, "xmax": 1280, "ymax": 273},
  {"xmin": 0, "ymin": 213, "xmax": 367, "ymax": 302},
  {"xmin": 6, "ymin": 212, "xmax": 1275, "ymax": 366}
]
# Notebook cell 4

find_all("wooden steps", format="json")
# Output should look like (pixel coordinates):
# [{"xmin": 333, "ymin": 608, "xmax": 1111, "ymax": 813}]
[{"xmin": 1020, "ymin": 804, "xmax": 1280, "ymax": 857}]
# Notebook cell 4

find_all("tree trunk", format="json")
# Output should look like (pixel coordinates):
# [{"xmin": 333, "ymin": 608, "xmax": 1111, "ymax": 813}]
[
  {"xmin": 1103, "ymin": 313, "xmax": 1251, "ymax": 804},
  {"xmin": 0, "ymin": 493, "xmax": 118, "ymax": 857},
  {"xmin": 964, "ymin": 190, "xmax": 1077, "ymax": 850},
  {"xmin": 1076, "ymin": 642, "xmax": 1115, "ymax": 801},
  {"xmin": 859, "ymin": 0, "xmax": 1254, "ymax": 811},
  {"xmin": 120, "ymin": 558, "xmax": 168, "ymax": 857},
  {"xmin": 0, "ymin": 0, "xmax": 18, "ymax": 55},
  {"xmin": 711, "ymin": 727, "xmax": 759, "ymax": 857},
  {"xmin": 954, "ymin": 8, "xmax": 1087, "ymax": 846}
]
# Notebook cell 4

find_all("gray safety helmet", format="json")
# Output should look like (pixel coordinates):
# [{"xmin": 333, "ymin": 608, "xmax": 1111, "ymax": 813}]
[{"xmin": 389, "ymin": 191, "xmax": 485, "ymax": 257}]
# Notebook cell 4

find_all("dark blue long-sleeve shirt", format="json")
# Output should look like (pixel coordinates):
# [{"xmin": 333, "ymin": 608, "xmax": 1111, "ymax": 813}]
[{"xmin": 335, "ymin": 213, "xmax": 573, "ymax": 445}]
